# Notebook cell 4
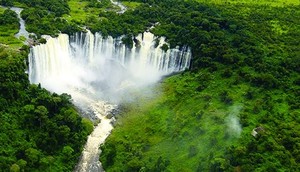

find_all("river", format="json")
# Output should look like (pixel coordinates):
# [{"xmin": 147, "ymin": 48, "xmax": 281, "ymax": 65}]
[{"xmin": 9, "ymin": 6, "xmax": 30, "ymax": 40}]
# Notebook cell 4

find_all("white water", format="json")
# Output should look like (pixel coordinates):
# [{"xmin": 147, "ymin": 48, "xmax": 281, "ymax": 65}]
[
  {"xmin": 29, "ymin": 31, "xmax": 191, "ymax": 171},
  {"xmin": 74, "ymin": 100, "xmax": 116, "ymax": 172},
  {"xmin": 29, "ymin": 31, "xmax": 191, "ymax": 101}
]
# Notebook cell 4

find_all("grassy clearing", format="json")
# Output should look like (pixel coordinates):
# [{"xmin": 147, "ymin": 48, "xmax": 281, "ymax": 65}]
[
  {"xmin": 0, "ymin": 6, "xmax": 23, "ymax": 48},
  {"xmin": 62, "ymin": 0, "xmax": 97, "ymax": 23},
  {"xmin": 62, "ymin": 0, "xmax": 140, "ymax": 24},
  {"xmin": 0, "ymin": 30, "xmax": 23, "ymax": 48},
  {"xmin": 0, "ymin": 24, "xmax": 23, "ymax": 49},
  {"xmin": 62, "ymin": 0, "xmax": 119, "ymax": 24},
  {"xmin": 194, "ymin": 0, "xmax": 300, "ymax": 6},
  {"xmin": 64, "ymin": 0, "xmax": 96, "ymax": 23},
  {"xmin": 0, "ymin": 26, "xmax": 23, "ymax": 48}
]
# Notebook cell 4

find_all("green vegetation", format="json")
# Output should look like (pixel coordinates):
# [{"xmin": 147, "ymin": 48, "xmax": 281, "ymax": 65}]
[
  {"xmin": 62, "ymin": 0, "xmax": 117, "ymax": 24},
  {"xmin": 63, "ymin": 0, "xmax": 95, "ymax": 23},
  {"xmin": 99, "ymin": 0, "xmax": 300, "ymax": 171},
  {"xmin": 0, "ymin": 0, "xmax": 81, "ymax": 37},
  {"xmin": 101, "ymin": 69, "xmax": 299, "ymax": 171},
  {"xmin": 0, "ymin": 46, "xmax": 93, "ymax": 171},
  {"xmin": 20, "ymin": 7, "xmax": 81, "ymax": 37},
  {"xmin": 0, "ymin": 0, "xmax": 299, "ymax": 171},
  {"xmin": 0, "ymin": 0, "xmax": 128, "ymax": 37},
  {"xmin": 0, "ymin": 2, "xmax": 94, "ymax": 171},
  {"xmin": 0, "ymin": 8, "xmax": 22, "ymax": 48},
  {"xmin": 0, "ymin": 1, "xmax": 94, "ymax": 170},
  {"xmin": 0, "ymin": 5, "xmax": 6, "ymax": 13},
  {"xmin": 122, "ymin": 1, "xmax": 141, "ymax": 9}
]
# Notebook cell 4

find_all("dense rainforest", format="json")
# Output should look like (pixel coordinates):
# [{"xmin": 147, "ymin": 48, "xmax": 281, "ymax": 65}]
[
  {"xmin": 0, "ymin": 0, "xmax": 299, "ymax": 171},
  {"xmin": 97, "ymin": 0, "xmax": 300, "ymax": 171}
]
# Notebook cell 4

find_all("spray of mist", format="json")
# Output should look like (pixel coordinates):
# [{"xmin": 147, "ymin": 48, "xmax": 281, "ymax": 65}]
[
  {"xmin": 28, "ymin": 30, "xmax": 191, "ymax": 172},
  {"xmin": 29, "ymin": 31, "xmax": 191, "ymax": 104},
  {"xmin": 225, "ymin": 105, "xmax": 243, "ymax": 138}
]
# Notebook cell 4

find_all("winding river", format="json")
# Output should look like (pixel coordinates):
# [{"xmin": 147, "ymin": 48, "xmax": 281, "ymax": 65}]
[{"xmin": 8, "ymin": 6, "xmax": 30, "ymax": 40}]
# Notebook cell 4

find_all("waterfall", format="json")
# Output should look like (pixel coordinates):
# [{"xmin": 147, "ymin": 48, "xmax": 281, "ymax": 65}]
[
  {"xmin": 28, "ymin": 31, "xmax": 191, "ymax": 172},
  {"xmin": 29, "ymin": 31, "xmax": 191, "ymax": 100}
]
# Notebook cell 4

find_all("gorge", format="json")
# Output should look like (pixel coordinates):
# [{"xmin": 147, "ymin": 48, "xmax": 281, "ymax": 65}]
[{"xmin": 28, "ymin": 30, "xmax": 191, "ymax": 171}]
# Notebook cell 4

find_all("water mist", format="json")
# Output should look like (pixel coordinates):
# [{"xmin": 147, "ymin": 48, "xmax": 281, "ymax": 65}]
[{"xmin": 29, "ymin": 31, "xmax": 191, "ymax": 171}]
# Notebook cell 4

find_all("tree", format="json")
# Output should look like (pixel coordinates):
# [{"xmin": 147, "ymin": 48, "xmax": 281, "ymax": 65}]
[
  {"xmin": 25, "ymin": 148, "xmax": 41, "ymax": 167},
  {"xmin": 0, "ymin": 0, "xmax": 13, "ymax": 6},
  {"xmin": 34, "ymin": 105, "xmax": 48, "ymax": 128},
  {"xmin": 10, "ymin": 164, "xmax": 20, "ymax": 172}
]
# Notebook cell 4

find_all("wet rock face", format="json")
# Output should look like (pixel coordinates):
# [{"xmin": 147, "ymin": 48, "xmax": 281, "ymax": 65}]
[
  {"xmin": 79, "ymin": 108, "xmax": 97, "ymax": 120},
  {"xmin": 106, "ymin": 113, "xmax": 114, "ymax": 119},
  {"xmin": 111, "ymin": 108, "xmax": 120, "ymax": 116}
]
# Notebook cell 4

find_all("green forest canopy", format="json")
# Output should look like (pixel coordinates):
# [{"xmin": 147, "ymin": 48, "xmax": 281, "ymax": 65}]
[
  {"xmin": 0, "ymin": 0, "xmax": 299, "ymax": 171},
  {"xmin": 98, "ymin": 0, "xmax": 300, "ymax": 171},
  {"xmin": 0, "ymin": 45, "xmax": 94, "ymax": 171}
]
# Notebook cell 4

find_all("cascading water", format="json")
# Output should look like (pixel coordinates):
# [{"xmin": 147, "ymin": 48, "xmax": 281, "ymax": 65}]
[{"xmin": 28, "ymin": 31, "xmax": 191, "ymax": 172}]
